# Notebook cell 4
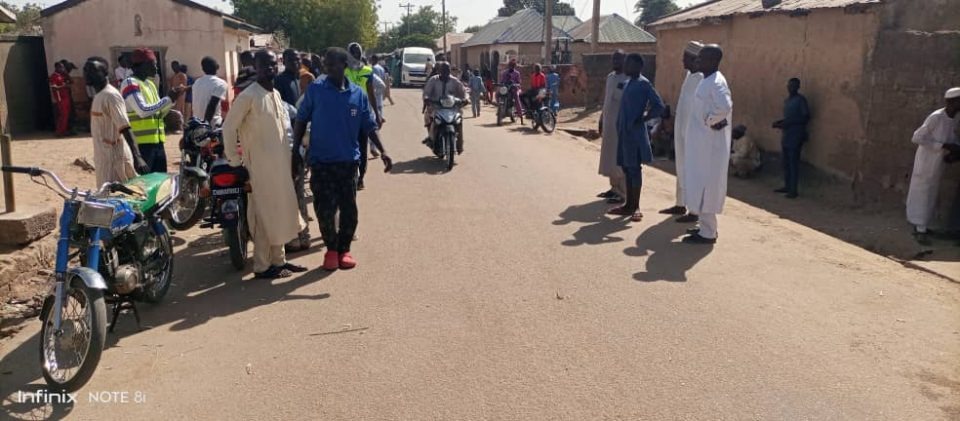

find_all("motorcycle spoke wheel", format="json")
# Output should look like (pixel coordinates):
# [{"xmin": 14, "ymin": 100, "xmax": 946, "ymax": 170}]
[
  {"xmin": 168, "ymin": 177, "xmax": 206, "ymax": 230},
  {"xmin": 542, "ymin": 112, "xmax": 557, "ymax": 133},
  {"xmin": 40, "ymin": 280, "xmax": 107, "ymax": 392}
]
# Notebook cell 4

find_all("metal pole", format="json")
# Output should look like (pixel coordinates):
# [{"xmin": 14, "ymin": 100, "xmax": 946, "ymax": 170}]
[
  {"xmin": 1, "ymin": 134, "xmax": 14, "ymax": 213},
  {"xmin": 544, "ymin": 0, "xmax": 553, "ymax": 65},
  {"xmin": 442, "ymin": 0, "xmax": 448, "ymax": 57},
  {"xmin": 591, "ymin": 0, "xmax": 601, "ymax": 53}
]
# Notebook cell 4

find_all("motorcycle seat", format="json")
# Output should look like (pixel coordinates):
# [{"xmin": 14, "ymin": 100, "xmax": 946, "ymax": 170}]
[{"xmin": 120, "ymin": 173, "xmax": 175, "ymax": 214}]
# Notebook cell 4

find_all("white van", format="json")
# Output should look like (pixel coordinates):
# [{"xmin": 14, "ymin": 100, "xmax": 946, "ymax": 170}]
[{"xmin": 400, "ymin": 47, "xmax": 434, "ymax": 87}]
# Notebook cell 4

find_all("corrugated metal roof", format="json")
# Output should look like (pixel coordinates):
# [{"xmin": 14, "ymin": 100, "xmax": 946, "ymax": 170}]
[
  {"xmin": 436, "ymin": 32, "xmax": 474, "ymax": 49},
  {"xmin": 650, "ymin": 0, "xmax": 882, "ymax": 27},
  {"xmin": 462, "ymin": 8, "xmax": 573, "ymax": 47},
  {"xmin": 552, "ymin": 15, "xmax": 583, "ymax": 33},
  {"xmin": 569, "ymin": 14, "xmax": 656, "ymax": 43}
]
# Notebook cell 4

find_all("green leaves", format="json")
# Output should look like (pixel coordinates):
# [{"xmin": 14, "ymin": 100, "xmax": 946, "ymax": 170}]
[
  {"xmin": 497, "ymin": 0, "xmax": 575, "ymax": 17},
  {"xmin": 634, "ymin": 0, "xmax": 680, "ymax": 26},
  {"xmin": 231, "ymin": 0, "xmax": 379, "ymax": 53}
]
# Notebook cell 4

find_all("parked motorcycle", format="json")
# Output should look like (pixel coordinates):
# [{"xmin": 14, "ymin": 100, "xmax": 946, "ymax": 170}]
[
  {"xmin": 167, "ymin": 118, "xmax": 219, "ymax": 230},
  {"xmin": 496, "ymin": 83, "xmax": 523, "ymax": 126},
  {"xmin": 0, "ymin": 166, "xmax": 179, "ymax": 392},
  {"xmin": 206, "ymin": 161, "xmax": 251, "ymax": 270},
  {"xmin": 526, "ymin": 88, "xmax": 557, "ymax": 133},
  {"xmin": 430, "ymin": 95, "xmax": 466, "ymax": 171}
]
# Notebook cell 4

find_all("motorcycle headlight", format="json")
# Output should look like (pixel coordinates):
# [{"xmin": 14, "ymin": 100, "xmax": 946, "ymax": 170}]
[
  {"xmin": 498, "ymin": 86, "xmax": 508, "ymax": 95},
  {"xmin": 77, "ymin": 201, "xmax": 117, "ymax": 228},
  {"xmin": 440, "ymin": 97, "xmax": 455, "ymax": 108}
]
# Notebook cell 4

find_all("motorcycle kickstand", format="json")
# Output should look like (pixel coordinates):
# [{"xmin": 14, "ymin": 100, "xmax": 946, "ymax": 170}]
[{"xmin": 109, "ymin": 296, "xmax": 142, "ymax": 333}]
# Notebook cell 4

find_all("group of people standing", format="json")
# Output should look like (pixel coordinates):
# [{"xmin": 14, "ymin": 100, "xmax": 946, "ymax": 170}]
[
  {"xmin": 598, "ymin": 43, "xmax": 733, "ymax": 244},
  {"xmin": 81, "ymin": 41, "xmax": 393, "ymax": 279}
]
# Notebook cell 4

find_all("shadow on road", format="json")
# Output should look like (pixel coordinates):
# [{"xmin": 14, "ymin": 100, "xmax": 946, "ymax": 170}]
[
  {"xmin": 554, "ymin": 200, "xmax": 631, "ymax": 246},
  {"xmin": 390, "ymin": 156, "xmax": 448, "ymax": 175},
  {"xmin": 625, "ymin": 216, "xmax": 713, "ymax": 282},
  {"xmin": 0, "ymin": 237, "xmax": 332, "ymax": 413}
]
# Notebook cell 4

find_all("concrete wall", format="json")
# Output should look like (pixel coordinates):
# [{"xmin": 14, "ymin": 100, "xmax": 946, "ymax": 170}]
[
  {"xmin": 859, "ymin": 0, "xmax": 960, "ymax": 221},
  {"xmin": 581, "ymin": 53, "xmax": 657, "ymax": 109},
  {"xmin": 654, "ymin": 9, "xmax": 879, "ymax": 181},
  {"xmin": 569, "ymin": 42, "xmax": 656, "ymax": 64},
  {"xmin": 41, "ymin": 0, "xmax": 233, "ymax": 91}
]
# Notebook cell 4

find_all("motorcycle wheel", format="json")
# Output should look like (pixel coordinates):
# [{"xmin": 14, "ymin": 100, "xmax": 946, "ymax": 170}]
[
  {"xmin": 224, "ymin": 206, "xmax": 249, "ymax": 271},
  {"xmin": 39, "ymin": 277, "xmax": 107, "ymax": 392},
  {"xmin": 141, "ymin": 229, "xmax": 174, "ymax": 303},
  {"xmin": 167, "ymin": 176, "xmax": 207, "ymax": 231},
  {"xmin": 541, "ymin": 111, "xmax": 557, "ymax": 133},
  {"xmin": 445, "ymin": 133, "xmax": 456, "ymax": 171}
]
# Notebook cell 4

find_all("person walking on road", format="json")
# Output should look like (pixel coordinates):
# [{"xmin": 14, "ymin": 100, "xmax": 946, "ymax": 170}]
[
  {"xmin": 682, "ymin": 45, "xmax": 733, "ymax": 245},
  {"xmin": 346, "ymin": 42, "xmax": 383, "ymax": 190},
  {"xmin": 293, "ymin": 48, "xmax": 393, "ymax": 272},
  {"xmin": 660, "ymin": 41, "xmax": 703, "ymax": 222},
  {"xmin": 275, "ymin": 48, "xmax": 313, "ymax": 252},
  {"xmin": 84, "ymin": 56, "xmax": 149, "ymax": 185},
  {"xmin": 598, "ymin": 50, "xmax": 629, "ymax": 204},
  {"xmin": 773, "ymin": 77, "xmax": 811, "ymax": 199},
  {"xmin": 120, "ymin": 48, "xmax": 181, "ymax": 173},
  {"xmin": 606, "ymin": 54, "xmax": 664, "ymax": 223},
  {"xmin": 468, "ymin": 69, "xmax": 484, "ymax": 118},
  {"xmin": 906, "ymin": 87, "xmax": 960, "ymax": 245},
  {"xmin": 222, "ymin": 50, "xmax": 307, "ymax": 279}
]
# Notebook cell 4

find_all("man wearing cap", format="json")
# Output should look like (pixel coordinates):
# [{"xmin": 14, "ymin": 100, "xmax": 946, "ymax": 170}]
[
  {"xmin": 660, "ymin": 41, "xmax": 703, "ymax": 221},
  {"xmin": 906, "ymin": 87, "xmax": 960, "ymax": 245},
  {"xmin": 120, "ymin": 48, "xmax": 181, "ymax": 173}
]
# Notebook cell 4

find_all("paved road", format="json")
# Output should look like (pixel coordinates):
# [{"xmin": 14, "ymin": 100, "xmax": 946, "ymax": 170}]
[{"xmin": 1, "ymin": 89, "xmax": 958, "ymax": 420}]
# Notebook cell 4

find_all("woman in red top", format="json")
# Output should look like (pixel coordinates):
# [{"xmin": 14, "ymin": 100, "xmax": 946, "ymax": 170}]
[
  {"xmin": 522, "ymin": 64, "xmax": 546, "ymax": 112},
  {"xmin": 49, "ymin": 61, "xmax": 73, "ymax": 136}
]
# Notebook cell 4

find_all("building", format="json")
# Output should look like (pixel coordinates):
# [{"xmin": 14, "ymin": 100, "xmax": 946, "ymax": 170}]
[
  {"xmin": 567, "ymin": 13, "xmax": 657, "ymax": 57},
  {"xmin": 40, "ymin": 0, "xmax": 260, "ymax": 104},
  {"xmin": 461, "ymin": 9, "xmax": 576, "ymax": 77},
  {"xmin": 650, "ymin": 0, "xmax": 960, "ymax": 218},
  {"xmin": 435, "ymin": 32, "xmax": 473, "ymax": 69}
]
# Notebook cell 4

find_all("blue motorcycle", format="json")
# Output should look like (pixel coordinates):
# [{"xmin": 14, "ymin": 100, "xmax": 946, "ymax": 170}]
[{"xmin": 1, "ymin": 166, "xmax": 179, "ymax": 392}]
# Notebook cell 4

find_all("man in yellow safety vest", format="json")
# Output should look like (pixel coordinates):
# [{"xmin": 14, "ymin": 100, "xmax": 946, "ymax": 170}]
[{"xmin": 120, "ymin": 48, "xmax": 182, "ymax": 173}]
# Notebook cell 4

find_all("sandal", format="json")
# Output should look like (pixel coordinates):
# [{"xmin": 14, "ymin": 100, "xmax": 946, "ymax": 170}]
[
  {"xmin": 255, "ymin": 266, "xmax": 293, "ymax": 279},
  {"xmin": 281, "ymin": 263, "xmax": 308, "ymax": 273},
  {"xmin": 607, "ymin": 206, "xmax": 635, "ymax": 216},
  {"xmin": 630, "ymin": 211, "xmax": 643, "ymax": 222}
]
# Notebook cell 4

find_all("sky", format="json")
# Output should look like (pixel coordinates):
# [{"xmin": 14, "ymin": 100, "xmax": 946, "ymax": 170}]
[{"xmin": 9, "ymin": 0, "xmax": 702, "ymax": 32}]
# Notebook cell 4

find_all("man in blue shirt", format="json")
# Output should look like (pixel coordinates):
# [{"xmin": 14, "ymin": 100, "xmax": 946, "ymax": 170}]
[
  {"xmin": 773, "ymin": 77, "xmax": 811, "ymax": 199},
  {"xmin": 293, "ymin": 48, "xmax": 393, "ymax": 271}
]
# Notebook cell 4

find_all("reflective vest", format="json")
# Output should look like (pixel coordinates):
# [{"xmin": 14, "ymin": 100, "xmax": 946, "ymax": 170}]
[
  {"xmin": 128, "ymin": 77, "xmax": 165, "ymax": 145},
  {"xmin": 345, "ymin": 66, "xmax": 373, "ymax": 97}
]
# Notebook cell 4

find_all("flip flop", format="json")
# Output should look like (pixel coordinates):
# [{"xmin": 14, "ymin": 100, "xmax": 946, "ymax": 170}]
[
  {"xmin": 281, "ymin": 263, "xmax": 308, "ymax": 273},
  {"xmin": 254, "ymin": 266, "xmax": 293, "ymax": 279},
  {"xmin": 630, "ymin": 211, "xmax": 643, "ymax": 222}
]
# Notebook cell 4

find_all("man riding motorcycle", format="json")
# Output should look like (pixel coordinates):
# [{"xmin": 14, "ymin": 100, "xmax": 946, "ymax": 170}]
[
  {"xmin": 423, "ymin": 61, "xmax": 467, "ymax": 154},
  {"xmin": 520, "ymin": 63, "xmax": 547, "ymax": 113},
  {"xmin": 500, "ymin": 59, "xmax": 523, "ymax": 116}
]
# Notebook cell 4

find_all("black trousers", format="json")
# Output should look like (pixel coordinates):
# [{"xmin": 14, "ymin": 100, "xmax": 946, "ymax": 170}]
[
  {"xmin": 782, "ymin": 144, "xmax": 803, "ymax": 195},
  {"xmin": 310, "ymin": 162, "xmax": 359, "ymax": 253},
  {"xmin": 138, "ymin": 143, "xmax": 168, "ymax": 173}
]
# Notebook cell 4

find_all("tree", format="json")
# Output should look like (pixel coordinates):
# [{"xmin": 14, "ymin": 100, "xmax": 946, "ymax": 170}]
[
  {"xmin": 634, "ymin": 0, "xmax": 680, "ymax": 27},
  {"xmin": 0, "ymin": 2, "xmax": 43, "ymax": 35},
  {"xmin": 498, "ymin": 0, "xmax": 575, "ymax": 17},
  {"xmin": 231, "ymin": 0, "xmax": 378, "ymax": 53},
  {"xmin": 463, "ymin": 25, "xmax": 483, "ymax": 34},
  {"xmin": 375, "ymin": 6, "xmax": 457, "ymax": 52}
]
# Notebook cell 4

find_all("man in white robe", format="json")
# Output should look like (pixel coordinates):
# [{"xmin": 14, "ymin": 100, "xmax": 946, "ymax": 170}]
[
  {"xmin": 223, "ymin": 50, "xmax": 307, "ymax": 278},
  {"xmin": 683, "ymin": 45, "xmax": 733, "ymax": 245},
  {"xmin": 597, "ymin": 50, "xmax": 629, "ymax": 203},
  {"xmin": 661, "ymin": 41, "xmax": 703, "ymax": 222},
  {"xmin": 906, "ymin": 87, "xmax": 960, "ymax": 245}
]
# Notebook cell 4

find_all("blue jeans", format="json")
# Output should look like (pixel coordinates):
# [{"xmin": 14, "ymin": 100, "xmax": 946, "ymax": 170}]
[
  {"xmin": 138, "ymin": 143, "xmax": 167, "ymax": 173},
  {"xmin": 782, "ymin": 144, "xmax": 802, "ymax": 195}
]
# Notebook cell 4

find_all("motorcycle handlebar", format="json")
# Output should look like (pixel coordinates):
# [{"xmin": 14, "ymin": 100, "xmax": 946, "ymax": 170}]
[{"xmin": 1, "ymin": 165, "xmax": 43, "ymax": 177}]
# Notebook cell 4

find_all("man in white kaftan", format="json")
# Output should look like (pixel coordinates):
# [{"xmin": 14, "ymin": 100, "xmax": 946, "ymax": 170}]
[
  {"xmin": 223, "ymin": 50, "xmax": 307, "ymax": 278},
  {"xmin": 683, "ymin": 45, "xmax": 733, "ymax": 245},
  {"xmin": 906, "ymin": 87, "xmax": 960, "ymax": 244},
  {"xmin": 661, "ymin": 41, "xmax": 703, "ymax": 222}
]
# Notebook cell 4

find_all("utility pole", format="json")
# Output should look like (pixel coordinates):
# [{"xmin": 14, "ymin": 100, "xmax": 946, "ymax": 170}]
[
  {"xmin": 441, "ymin": 0, "xmax": 447, "ymax": 56},
  {"xmin": 399, "ymin": 2, "xmax": 415, "ymax": 36},
  {"xmin": 543, "ymin": 0, "xmax": 553, "ymax": 65},
  {"xmin": 591, "ymin": 0, "xmax": 600, "ymax": 53}
]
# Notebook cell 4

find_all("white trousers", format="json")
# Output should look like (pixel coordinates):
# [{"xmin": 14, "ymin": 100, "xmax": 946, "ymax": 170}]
[
  {"xmin": 609, "ymin": 175, "xmax": 626, "ymax": 198},
  {"xmin": 252, "ymin": 212, "xmax": 287, "ymax": 273},
  {"xmin": 699, "ymin": 213, "xmax": 718, "ymax": 240}
]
